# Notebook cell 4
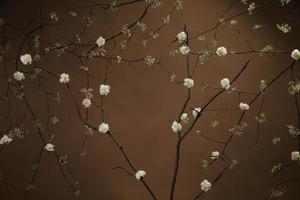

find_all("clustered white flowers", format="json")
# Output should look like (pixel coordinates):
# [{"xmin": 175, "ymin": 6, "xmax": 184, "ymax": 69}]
[
  {"xmin": 179, "ymin": 45, "xmax": 190, "ymax": 55},
  {"xmin": 291, "ymin": 151, "xmax": 300, "ymax": 161},
  {"xmin": 96, "ymin": 36, "xmax": 106, "ymax": 47},
  {"xmin": 247, "ymin": 2, "xmax": 256, "ymax": 15},
  {"xmin": 239, "ymin": 102, "xmax": 250, "ymax": 111},
  {"xmin": 44, "ymin": 143, "xmax": 55, "ymax": 152},
  {"xmin": 220, "ymin": 78, "xmax": 230, "ymax": 90},
  {"xmin": 99, "ymin": 122, "xmax": 109, "ymax": 133},
  {"xmin": 230, "ymin": 20, "xmax": 238, "ymax": 27},
  {"xmin": 200, "ymin": 179, "xmax": 212, "ymax": 192},
  {"xmin": 135, "ymin": 170, "xmax": 146, "ymax": 180},
  {"xmin": 276, "ymin": 23, "xmax": 291, "ymax": 33},
  {"xmin": 216, "ymin": 46, "xmax": 227, "ymax": 57},
  {"xmin": 99, "ymin": 84, "xmax": 111, "ymax": 96},
  {"xmin": 116, "ymin": 56, "xmax": 122, "ymax": 63},
  {"xmin": 144, "ymin": 55, "xmax": 155, "ymax": 66},
  {"xmin": 288, "ymin": 81, "xmax": 300, "ymax": 95},
  {"xmin": 82, "ymin": 98, "xmax": 91, "ymax": 108},
  {"xmin": 280, "ymin": 0, "xmax": 292, "ymax": 6},
  {"xmin": 180, "ymin": 113, "xmax": 189, "ymax": 124},
  {"xmin": 172, "ymin": 121, "xmax": 182, "ymax": 133},
  {"xmin": 291, "ymin": 49, "xmax": 300, "ymax": 60},
  {"xmin": 183, "ymin": 78, "xmax": 194, "ymax": 88},
  {"xmin": 286, "ymin": 125, "xmax": 300, "ymax": 137},
  {"xmin": 192, "ymin": 107, "xmax": 201, "ymax": 118},
  {"xmin": 59, "ymin": 73, "xmax": 70, "ymax": 83},
  {"xmin": 13, "ymin": 71, "xmax": 25, "ymax": 81},
  {"xmin": 211, "ymin": 151, "xmax": 220, "ymax": 160},
  {"xmin": 50, "ymin": 11, "xmax": 58, "ymax": 21},
  {"xmin": 176, "ymin": 31, "xmax": 187, "ymax": 43},
  {"xmin": 0, "ymin": 135, "xmax": 12, "ymax": 145},
  {"xmin": 20, "ymin": 54, "xmax": 33, "ymax": 65}
]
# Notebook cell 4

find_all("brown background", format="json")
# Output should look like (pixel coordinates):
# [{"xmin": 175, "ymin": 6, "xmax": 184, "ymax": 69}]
[{"xmin": 0, "ymin": 0, "xmax": 300, "ymax": 199}]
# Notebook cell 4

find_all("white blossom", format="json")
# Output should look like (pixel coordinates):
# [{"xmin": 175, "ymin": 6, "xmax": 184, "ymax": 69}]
[
  {"xmin": 172, "ymin": 121, "xmax": 182, "ymax": 133},
  {"xmin": 211, "ymin": 151, "xmax": 220, "ymax": 160},
  {"xmin": 13, "ymin": 71, "xmax": 25, "ymax": 81},
  {"xmin": 20, "ymin": 54, "xmax": 32, "ymax": 65},
  {"xmin": 99, "ymin": 122, "xmax": 109, "ymax": 133},
  {"xmin": 82, "ymin": 98, "xmax": 91, "ymax": 108},
  {"xmin": 248, "ymin": 2, "xmax": 256, "ymax": 15},
  {"xmin": 253, "ymin": 24, "xmax": 264, "ymax": 30},
  {"xmin": 59, "ymin": 73, "xmax": 70, "ymax": 83},
  {"xmin": 216, "ymin": 47, "xmax": 227, "ymax": 57},
  {"xmin": 288, "ymin": 81, "xmax": 300, "ymax": 95},
  {"xmin": 175, "ymin": 0, "xmax": 183, "ymax": 10},
  {"xmin": 230, "ymin": 20, "xmax": 238, "ymax": 27},
  {"xmin": 280, "ymin": 0, "xmax": 292, "ymax": 6},
  {"xmin": 287, "ymin": 125, "xmax": 300, "ymax": 137},
  {"xmin": 220, "ymin": 78, "xmax": 230, "ymax": 90},
  {"xmin": 239, "ymin": 102, "xmax": 250, "ymax": 111},
  {"xmin": 240, "ymin": 0, "xmax": 248, "ymax": 5},
  {"xmin": 291, "ymin": 151, "xmax": 300, "ymax": 161},
  {"xmin": 144, "ymin": 55, "xmax": 155, "ymax": 66},
  {"xmin": 177, "ymin": 31, "xmax": 187, "ymax": 43},
  {"xmin": 0, "ymin": 135, "xmax": 12, "ymax": 145},
  {"xmin": 192, "ymin": 107, "xmax": 201, "ymax": 118},
  {"xmin": 276, "ymin": 23, "xmax": 291, "ymax": 33},
  {"xmin": 163, "ymin": 15, "xmax": 171, "ymax": 24},
  {"xmin": 50, "ymin": 11, "xmax": 58, "ymax": 21},
  {"xmin": 291, "ymin": 49, "xmax": 300, "ymax": 60},
  {"xmin": 116, "ymin": 56, "xmax": 122, "ymax": 63},
  {"xmin": 179, "ymin": 45, "xmax": 190, "ymax": 55},
  {"xmin": 96, "ymin": 36, "xmax": 106, "ymax": 47},
  {"xmin": 180, "ymin": 113, "xmax": 189, "ymax": 124},
  {"xmin": 135, "ymin": 170, "xmax": 146, "ymax": 180},
  {"xmin": 99, "ymin": 84, "xmax": 111, "ymax": 95},
  {"xmin": 183, "ymin": 78, "xmax": 194, "ymax": 88},
  {"xmin": 201, "ymin": 179, "xmax": 212, "ymax": 192},
  {"xmin": 70, "ymin": 11, "xmax": 77, "ymax": 17},
  {"xmin": 44, "ymin": 143, "xmax": 55, "ymax": 152}
]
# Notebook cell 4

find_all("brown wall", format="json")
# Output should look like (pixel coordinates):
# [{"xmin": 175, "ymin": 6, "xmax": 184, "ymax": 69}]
[{"xmin": 0, "ymin": 0, "xmax": 300, "ymax": 200}]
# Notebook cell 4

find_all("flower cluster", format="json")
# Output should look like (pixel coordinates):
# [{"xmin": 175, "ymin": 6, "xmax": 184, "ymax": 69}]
[
  {"xmin": 183, "ymin": 78, "xmax": 194, "ymax": 88},
  {"xmin": 239, "ymin": 102, "xmax": 250, "ymax": 111},
  {"xmin": 20, "ymin": 54, "xmax": 32, "ymax": 65},
  {"xmin": 276, "ymin": 23, "xmax": 291, "ymax": 33},
  {"xmin": 99, "ymin": 84, "xmax": 111, "ymax": 96},
  {"xmin": 171, "ymin": 121, "xmax": 182, "ymax": 133},
  {"xmin": 144, "ymin": 55, "xmax": 155, "ymax": 66},
  {"xmin": 247, "ymin": 2, "xmax": 256, "ymax": 15},
  {"xmin": 59, "ymin": 73, "xmax": 70, "ymax": 83},
  {"xmin": 220, "ymin": 78, "xmax": 230, "ymax": 90},
  {"xmin": 0, "ymin": 135, "xmax": 12, "ymax": 145},
  {"xmin": 211, "ymin": 151, "xmax": 220, "ymax": 160},
  {"xmin": 13, "ymin": 71, "xmax": 25, "ymax": 81},
  {"xmin": 216, "ymin": 47, "xmax": 227, "ymax": 57},
  {"xmin": 192, "ymin": 107, "xmax": 201, "ymax": 118},
  {"xmin": 280, "ymin": 0, "xmax": 292, "ymax": 6},
  {"xmin": 200, "ymin": 179, "xmax": 212, "ymax": 192},
  {"xmin": 135, "ymin": 170, "xmax": 146, "ymax": 180},
  {"xmin": 179, "ymin": 45, "xmax": 190, "ymax": 55},
  {"xmin": 176, "ymin": 31, "xmax": 187, "ymax": 43},
  {"xmin": 44, "ymin": 143, "xmax": 55, "ymax": 152},
  {"xmin": 96, "ymin": 36, "xmax": 106, "ymax": 47},
  {"xmin": 99, "ymin": 122, "xmax": 109, "ymax": 133},
  {"xmin": 291, "ymin": 49, "xmax": 300, "ymax": 60},
  {"xmin": 291, "ymin": 151, "xmax": 300, "ymax": 161},
  {"xmin": 288, "ymin": 81, "xmax": 300, "ymax": 95},
  {"xmin": 82, "ymin": 98, "xmax": 92, "ymax": 108},
  {"xmin": 180, "ymin": 113, "xmax": 189, "ymax": 124}
]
